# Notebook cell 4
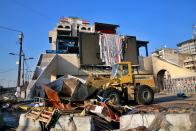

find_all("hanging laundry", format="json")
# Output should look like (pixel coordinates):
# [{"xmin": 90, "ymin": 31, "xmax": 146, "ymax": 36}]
[{"xmin": 99, "ymin": 34, "xmax": 123, "ymax": 65}]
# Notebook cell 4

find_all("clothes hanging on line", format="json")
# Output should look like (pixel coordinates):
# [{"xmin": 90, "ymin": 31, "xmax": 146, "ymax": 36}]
[{"xmin": 99, "ymin": 34, "xmax": 124, "ymax": 65}]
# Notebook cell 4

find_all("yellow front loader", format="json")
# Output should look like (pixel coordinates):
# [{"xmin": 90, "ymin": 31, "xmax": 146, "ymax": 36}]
[{"xmin": 86, "ymin": 62, "xmax": 156, "ymax": 105}]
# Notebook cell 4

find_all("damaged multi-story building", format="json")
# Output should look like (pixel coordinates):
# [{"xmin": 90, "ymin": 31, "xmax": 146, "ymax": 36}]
[
  {"xmin": 177, "ymin": 38, "xmax": 196, "ymax": 71},
  {"xmin": 26, "ymin": 17, "xmax": 196, "ymax": 98},
  {"xmin": 26, "ymin": 17, "xmax": 149, "ymax": 98},
  {"xmin": 48, "ymin": 17, "xmax": 149, "ymax": 65}
]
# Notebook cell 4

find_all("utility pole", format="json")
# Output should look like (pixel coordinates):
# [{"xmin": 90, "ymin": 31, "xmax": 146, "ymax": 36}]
[
  {"xmin": 15, "ymin": 32, "xmax": 23, "ymax": 97},
  {"xmin": 22, "ymin": 52, "xmax": 25, "ymax": 86}
]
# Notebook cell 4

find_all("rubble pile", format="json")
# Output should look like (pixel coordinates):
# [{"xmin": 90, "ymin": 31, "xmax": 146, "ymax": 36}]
[{"xmin": 1, "ymin": 77, "xmax": 196, "ymax": 131}]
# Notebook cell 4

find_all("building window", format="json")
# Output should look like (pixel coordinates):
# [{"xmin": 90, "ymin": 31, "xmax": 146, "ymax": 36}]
[
  {"xmin": 65, "ymin": 26, "xmax": 70, "ymax": 29},
  {"xmin": 58, "ymin": 25, "xmax": 63, "ymax": 28},
  {"xmin": 81, "ymin": 27, "xmax": 86, "ymax": 30}
]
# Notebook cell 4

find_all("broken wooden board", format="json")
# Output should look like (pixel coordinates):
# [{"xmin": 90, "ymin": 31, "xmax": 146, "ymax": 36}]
[{"xmin": 25, "ymin": 107, "xmax": 57, "ymax": 127}]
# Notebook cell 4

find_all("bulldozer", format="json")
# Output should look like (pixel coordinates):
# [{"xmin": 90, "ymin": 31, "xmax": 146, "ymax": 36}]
[{"xmin": 86, "ymin": 61, "xmax": 156, "ymax": 105}]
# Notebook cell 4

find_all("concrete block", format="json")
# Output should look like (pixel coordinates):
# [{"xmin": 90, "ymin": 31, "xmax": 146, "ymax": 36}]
[
  {"xmin": 166, "ymin": 114, "xmax": 192, "ymax": 131},
  {"xmin": 120, "ymin": 114, "xmax": 155, "ymax": 130},
  {"xmin": 51, "ymin": 115, "xmax": 94, "ymax": 131},
  {"xmin": 16, "ymin": 114, "xmax": 42, "ymax": 131},
  {"xmin": 120, "ymin": 113, "xmax": 193, "ymax": 131}
]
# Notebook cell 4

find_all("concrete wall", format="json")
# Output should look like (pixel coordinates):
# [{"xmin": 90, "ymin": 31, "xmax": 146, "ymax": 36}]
[
  {"xmin": 17, "ymin": 114, "xmax": 42, "ymax": 131},
  {"xmin": 152, "ymin": 56, "xmax": 196, "ymax": 79},
  {"xmin": 80, "ymin": 34, "xmax": 139, "ymax": 65},
  {"xmin": 36, "ymin": 56, "xmax": 57, "ymax": 85},
  {"xmin": 164, "ymin": 76, "xmax": 196, "ymax": 94},
  {"xmin": 79, "ymin": 33, "xmax": 101, "ymax": 65},
  {"xmin": 139, "ymin": 56, "xmax": 196, "ymax": 92},
  {"xmin": 27, "ymin": 53, "xmax": 89, "ymax": 98},
  {"xmin": 143, "ymin": 56, "xmax": 153, "ymax": 73},
  {"xmin": 51, "ymin": 115, "xmax": 94, "ymax": 131},
  {"xmin": 49, "ymin": 30, "xmax": 57, "ymax": 50},
  {"xmin": 120, "ymin": 113, "xmax": 195, "ymax": 131},
  {"xmin": 162, "ymin": 49, "xmax": 189, "ymax": 67},
  {"xmin": 152, "ymin": 48, "xmax": 190, "ymax": 67},
  {"xmin": 17, "ymin": 114, "xmax": 95, "ymax": 131},
  {"xmin": 57, "ymin": 54, "xmax": 80, "ymax": 76},
  {"xmin": 124, "ymin": 36, "xmax": 139, "ymax": 65},
  {"xmin": 27, "ymin": 54, "xmax": 57, "ymax": 98}
]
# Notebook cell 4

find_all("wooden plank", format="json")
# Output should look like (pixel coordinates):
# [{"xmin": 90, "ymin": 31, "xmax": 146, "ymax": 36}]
[
  {"xmin": 38, "ymin": 118, "xmax": 48, "ymax": 123},
  {"xmin": 46, "ymin": 109, "xmax": 56, "ymax": 127},
  {"xmin": 31, "ymin": 111, "xmax": 41, "ymax": 115},
  {"xmin": 25, "ymin": 107, "xmax": 35, "ymax": 117},
  {"xmin": 35, "ymin": 109, "xmax": 45, "ymax": 120},
  {"xmin": 26, "ymin": 115, "xmax": 37, "ymax": 120},
  {"xmin": 40, "ymin": 114, "xmax": 51, "ymax": 119},
  {"xmin": 26, "ymin": 113, "xmax": 38, "ymax": 118},
  {"xmin": 25, "ymin": 107, "xmax": 57, "ymax": 127},
  {"xmin": 43, "ymin": 110, "xmax": 53, "ymax": 114}
]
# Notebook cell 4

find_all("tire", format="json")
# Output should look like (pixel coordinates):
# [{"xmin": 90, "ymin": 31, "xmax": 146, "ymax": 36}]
[
  {"xmin": 135, "ymin": 85, "xmax": 154, "ymax": 105},
  {"xmin": 103, "ymin": 88, "xmax": 121, "ymax": 105}
]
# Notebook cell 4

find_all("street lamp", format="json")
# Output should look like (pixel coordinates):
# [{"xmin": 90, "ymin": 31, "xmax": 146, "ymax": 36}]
[{"xmin": 9, "ymin": 52, "xmax": 34, "ymax": 86}]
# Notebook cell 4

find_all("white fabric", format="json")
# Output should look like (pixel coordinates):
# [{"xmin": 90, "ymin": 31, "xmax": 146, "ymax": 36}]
[{"xmin": 99, "ymin": 34, "xmax": 123, "ymax": 65}]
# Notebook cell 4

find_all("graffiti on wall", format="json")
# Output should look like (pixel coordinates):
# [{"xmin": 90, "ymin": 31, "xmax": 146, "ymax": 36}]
[{"xmin": 164, "ymin": 76, "xmax": 196, "ymax": 94}]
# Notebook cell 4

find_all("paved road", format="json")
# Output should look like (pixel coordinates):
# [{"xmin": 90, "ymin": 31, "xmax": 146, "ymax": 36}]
[{"xmin": 154, "ymin": 93, "xmax": 196, "ymax": 105}]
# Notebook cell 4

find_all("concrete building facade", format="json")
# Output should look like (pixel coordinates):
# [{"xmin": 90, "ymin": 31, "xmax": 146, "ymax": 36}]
[
  {"xmin": 48, "ymin": 17, "xmax": 149, "ymax": 66},
  {"xmin": 151, "ymin": 48, "xmax": 190, "ymax": 67},
  {"xmin": 177, "ymin": 38, "xmax": 196, "ymax": 54},
  {"xmin": 49, "ymin": 17, "xmax": 94, "ymax": 51},
  {"xmin": 177, "ymin": 38, "xmax": 196, "ymax": 71},
  {"xmin": 183, "ymin": 55, "xmax": 196, "ymax": 70}
]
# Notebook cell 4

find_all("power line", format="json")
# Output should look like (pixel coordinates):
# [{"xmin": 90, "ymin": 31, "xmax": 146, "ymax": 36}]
[
  {"xmin": 11, "ymin": 0, "xmax": 52, "ymax": 20},
  {"xmin": 0, "ymin": 68, "xmax": 16, "ymax": 74},
  {"xmin": 0, "ymin": 25, "xmax": 22, "ymax": 33}
]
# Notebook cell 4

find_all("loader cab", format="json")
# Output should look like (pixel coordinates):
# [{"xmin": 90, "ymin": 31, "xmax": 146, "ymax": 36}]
[{"xmin": 111, "ymin": 62, "xmax": 133, "ymax": 84}]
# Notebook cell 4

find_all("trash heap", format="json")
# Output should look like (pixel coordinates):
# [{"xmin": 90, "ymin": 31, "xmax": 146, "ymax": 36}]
[
  {"xmin": 16, "ymin": 76, "xmax": 123, "ymax": 130},
  {"xmin": 1, "ymin": 76, "xmax": 195, "ymax": 131}
]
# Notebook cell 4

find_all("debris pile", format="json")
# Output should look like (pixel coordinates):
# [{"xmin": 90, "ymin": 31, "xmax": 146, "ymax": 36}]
[{"xmin": 1, "ymin": 77, "xmax": 196, "ymax": 131}]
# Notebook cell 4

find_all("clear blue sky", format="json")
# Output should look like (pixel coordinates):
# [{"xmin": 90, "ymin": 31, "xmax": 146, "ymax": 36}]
[{"xmin": 0, "ymin": 0, "xmax": 195, "ymax": 87}]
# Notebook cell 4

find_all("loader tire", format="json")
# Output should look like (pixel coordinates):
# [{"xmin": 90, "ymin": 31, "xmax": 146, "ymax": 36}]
[
  {"xmin": 103, "ymin": 88, "xmax": 121, "ymax": 105},
  {"xmin": 136, "ymin": 85, "xmax": 154, "ymax": 105}
]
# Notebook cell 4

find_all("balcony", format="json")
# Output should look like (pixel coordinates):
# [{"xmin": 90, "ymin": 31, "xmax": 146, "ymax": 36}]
[
  {"xmin": 57, "ymin": 24, "xmax": 71, "ymax": 31},
  {"xmin": 79, "ymin": 25, "xmax": 93, "ymax": 33},
  {"xmin": 184, "ymin": 63, "xmax": 194, "ymax": 68},
  {"xmin": 183, "ymin": 58, "xmax": 194, "ymax": 63}
]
